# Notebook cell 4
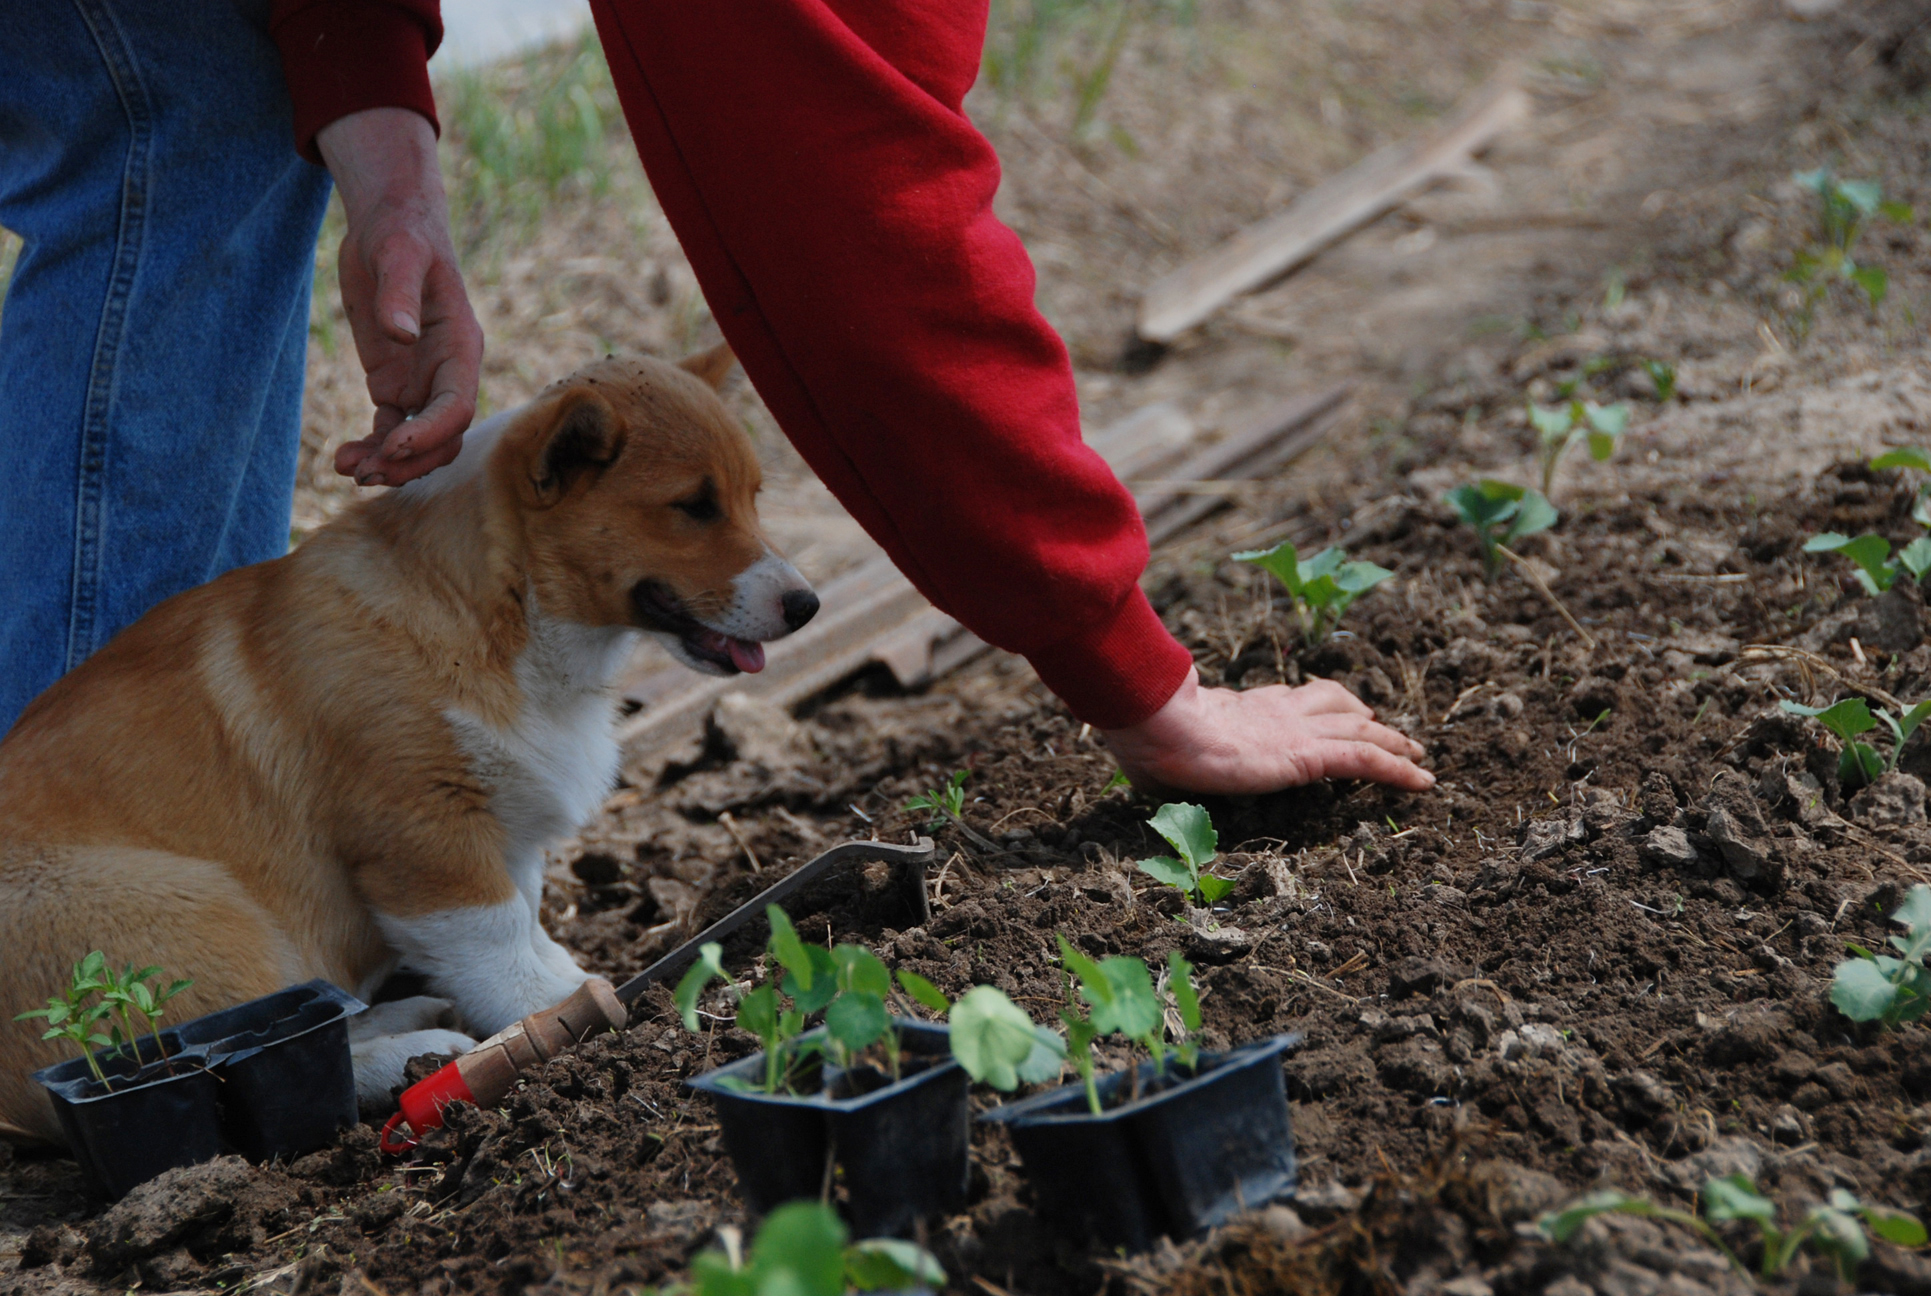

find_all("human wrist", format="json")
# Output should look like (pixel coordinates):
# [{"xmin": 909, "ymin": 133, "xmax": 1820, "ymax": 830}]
[{"xmin": 316, "ymin": 107, "xmax": 447, "ymax": 227}]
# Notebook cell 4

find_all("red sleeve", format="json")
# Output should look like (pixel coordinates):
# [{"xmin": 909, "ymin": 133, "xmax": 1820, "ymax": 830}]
[
  {"xmin": 270, "ymin": 0, "xmax": 443, "ymax": 164},
  {"xmin": 588, "ymin": 0, "xmax": 1195, "ymax": 729}
]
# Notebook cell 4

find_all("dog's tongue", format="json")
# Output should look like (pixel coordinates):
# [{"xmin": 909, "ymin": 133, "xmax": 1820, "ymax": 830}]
[{"xmin": 727, "ymin": 638, "xmax": 765, "ymax": 673}]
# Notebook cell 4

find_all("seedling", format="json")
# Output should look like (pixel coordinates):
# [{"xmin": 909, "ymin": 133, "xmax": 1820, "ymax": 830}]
[
  {"xmin": 1804, "ymin": 531, "xmax": 1931, "ymax": 595},
  {"xmin": 1527, "ymin": 399, "xmax": 1631, "ymax": 496},
  {"xmin": 1540, "ymin": 1174, "xmax": 1924, "ymax": 1281},
  {"xmin": 1133, "ymin": 802, "xmax": 1233, "ymax": 905},
  {"xmin": 1642, "ymin": 358, "xmax": 1677, "ymax": 404},
  {"xmin": 1831, "ymin": 883, "xmax": 1931, "ymax": 1028},
  {"xmin": 1055, "ymin": 939, "xmax": 1202, "ymax": 1114},
  {"xmin": 1871, "ymin": 445, "xmax": 1931, "ymax": 528},
  {"xmin": 904, "ymin": 770, "xmax": 967, "ymax": 832},
  {"xmin": 15, "ymin": 953, "xmax": 193, "ymax": 1091},
  {"xmin": 685, "ymin": 1200, "xmax": 945, "ymax": 1296},
  {"xmin": 1232, "ymin": 540, "xmax": 1393, "ymax": 646},
  {"xmin": 101, "ymin": 963, "xmax": 192, "ymax": 1063},
  {"xmin": 1780, "ymin": 697, "xmax": 1886, "ymax": 786},
  {"xmin": 676, "ymin": 909, "xmax": 1062, "ymax": 1094},
  {"xmin": 1787, "ymin": 169, "xmax": 1914, "ymax": 316},
  {"xmin": 1444, "ymin": 480, "xmax": 1558, "ymax": 575}
]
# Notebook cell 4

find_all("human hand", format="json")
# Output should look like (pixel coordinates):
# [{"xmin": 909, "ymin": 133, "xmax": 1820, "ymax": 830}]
[
  {"xmin": 1100, "ymin": 668, "xmax": 1434, "ymax": 796},
  {"xmin": 316, "ymin": 108, "xmax": 483, "ymax": 487}
]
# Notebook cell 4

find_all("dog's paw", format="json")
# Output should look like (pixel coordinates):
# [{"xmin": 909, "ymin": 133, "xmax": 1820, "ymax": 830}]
[
  {"xmin": 350, "ymin": 1025, "xmax": 478, "ymax": 1111},
  {"xmin": 346, "ymin": 995, "xmax": 461, "ymax": 1042}
]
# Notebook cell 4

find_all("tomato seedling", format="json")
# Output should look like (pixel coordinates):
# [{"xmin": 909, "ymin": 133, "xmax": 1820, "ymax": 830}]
[
  {"xmin": 904, "ymin": 770, "xmax": 967, "ymax": 831},
  {"xmin": 1830, "ymin": 882, "xmax": 1931, "ymax": 1028},
  {"xmin": 1527, "ymin": 399, "xmax": 1630, "ymax": 497},
  {"xmin": 1054, "ymin": 940, "xmax": 1202, "ymax": 1114},
  {"xmin": 684, "ymin": 1200, "xmax": 946, "ymax": 1296},
  {"xmin": 14, "ymin": 953, "xmax": 193, "ymax": 1091},
  {"xmin": 1133, "ymin": 802, "xmax": 1232, "ymax": 905},
  {"xmin": 1232, "ymin": 540, "xmax": 1392, "ymax": 646},
  {"xmin": 1804, "ymin": 531, "xmax": 1931, "ymax": 596},
  {"xmin": 1444, "ymin": 479, "xmax": 1557, "ymax": 575}
]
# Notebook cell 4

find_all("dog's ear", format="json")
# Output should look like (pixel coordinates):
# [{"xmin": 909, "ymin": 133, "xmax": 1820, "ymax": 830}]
[
  {"xmin": 524, "ymin": 387, "xmax": 621, "ymax": 508},
  {"xmin": 678, "ymin": 342, "xmax": 736, "ymax": 392}
]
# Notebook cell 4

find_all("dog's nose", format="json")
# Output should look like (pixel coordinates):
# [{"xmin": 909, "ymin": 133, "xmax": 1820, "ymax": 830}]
[{"xmin": 781, "ymin": 588, "xmax": 820, "ymax": 631}]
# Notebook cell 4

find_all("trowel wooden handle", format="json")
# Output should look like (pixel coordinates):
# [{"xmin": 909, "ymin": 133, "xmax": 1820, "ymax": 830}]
[{"xmin": 455, "ymin": 978, "xmax": 627, "ymax": 1108}]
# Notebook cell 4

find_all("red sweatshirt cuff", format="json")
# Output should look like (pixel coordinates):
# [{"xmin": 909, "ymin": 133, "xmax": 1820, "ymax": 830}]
[
  {"xmin": 272, "ymin": 0, "xmax": 442, "ymax": 164},
  {"xmin": 1024, "ymin": 587, "xmax": 1195, "ymax": 730}
]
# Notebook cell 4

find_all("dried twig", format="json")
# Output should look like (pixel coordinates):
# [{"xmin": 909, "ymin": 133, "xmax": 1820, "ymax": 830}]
[
  {"xmin": 1495, "ymin": 544, "xmax": 1597, "ymax": 650},
  {"xmin": 1740, "ymin": 644, "xmax": 1904, "ymax": 711},
  {"xmin": 717, "ymin": 811, "xmax": 761, "ymax": 874}
]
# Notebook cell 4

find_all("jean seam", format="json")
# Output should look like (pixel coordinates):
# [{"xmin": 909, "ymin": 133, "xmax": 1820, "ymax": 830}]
[{"xmin": 65, "ymin": 0, "xmax": 154, "ymax": 671}]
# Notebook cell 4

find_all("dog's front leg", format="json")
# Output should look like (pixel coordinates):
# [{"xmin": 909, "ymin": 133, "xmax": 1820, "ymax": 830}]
[{"xmin": 373, "ymin": 889, "xmax": 589, "ymax": 1037}]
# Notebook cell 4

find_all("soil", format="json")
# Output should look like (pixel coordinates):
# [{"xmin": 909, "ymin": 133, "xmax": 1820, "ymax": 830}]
[{"xmin": 12, "ymin": 3, "xmax": 1931, "ymax": 1295}]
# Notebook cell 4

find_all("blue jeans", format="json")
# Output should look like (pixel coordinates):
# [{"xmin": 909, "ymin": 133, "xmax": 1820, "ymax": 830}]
[{"xmin": 0, "ymin": 0, "xmax": 332, "ymax": 734}]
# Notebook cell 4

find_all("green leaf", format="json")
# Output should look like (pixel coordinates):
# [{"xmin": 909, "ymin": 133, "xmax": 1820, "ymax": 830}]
[
  {"xmin": 1057, "ymin": 935, "xmax": 1111, "ymax": 1010},
  {"xmin": 1168, "ymin": 951, "xmax": 1201, "ymax": 1033},
  {"xmin": 736, "ymin": 985, "xmax": 779, "ymax": 1042},
  {"xmin": 1197, "ymin": 873, "xmax": 1237, "ymax": 904},
  {"xmin": 1135, "ymin": 856, "xmax": 1195, "ymax": 892},
  {"xmin": 1445, "ymin": 479, "xmax": 1524, "ymax": 530},
  {"xmin": 949, "ymin": 986, "xmax": 1044, "ymax": 1091},
  {"xmin": 1015, "ymin": 1024, "xmax": 1068, "ymax": 1085},
  {"xmin": 1502, "ymin": 489, "xmax": 1558, "ymax": 545},
  {"xmin": 1860, "ymin": 1204, "xmax": 1928, "ymax": 1247},
  {"xmin": 1851, "ymin": 263, "xmax": 1889, "ymax": 307},
  {"xmin": 846, "ymin": 1239, "xmax": 946, "ymax": 1292},
  {"xmin": 1782, "ymin": 697, "xmax": 1878, "ymax": 743},
  {"xmin": 1893, "ymin": 884, "xmax": 1931, "ymax": 937},
  {"xmin": 1809, "ymin": 1205, "xmax": 1870, "ymax": 1280},
  {"xmin": 1880, "ymin": 199, "xmax": 1915, "ymax": 224},
  {"xmin": 673, "ymin": 942, "xmax": 728, "ymax": 1034},
  {"xmin": 1148, "ymin": 803, "xmax": 1216, "ymax": 871},
  {"xmin": 1793, "ymin": 167, "xmax": 1831, "ymax": 196},
  {"xmin": 832, "ymin": 945, "xmax": 892, "ymax": 998},
  {"xmin": 1334, "ymin": 560, "xmax": 1394, "ymax": 595},
  {"xmin": 1529, "ymin": 403, "xmax": 1576, "ymax": 440},
  {"xmin": 766, "ymin": 906, "xmax": 813, "ymax": 992},
  {"xmin": 1642, "ymin": 359, "xmax": 1677, "ymax": 403},
  {"xmin": 1831, "ymin": 956, "xmax": 1900, "ymax": 1022},
  {"xmin": 1537, "ymin": 1189, "xmax": 1657, "ymax": 1242},
  {"xmin": 1842, "ymin": 741, "xmax": 1886, "ymax": 787},
  {"xmin": 825, "ymin": 991, "xmax": 889, "ymax": 1053},
  {"xmin": 1086, "ymin": 957, "xmax": 1161, "ymax": 1038},
  {"xmin": 1232, "ymin": 540, "xmax": 1304, "ymax": 597},
  {"xmin": 895, "ymin": 969, "xmax": 950, "ymax": 1014},
  {"xmin": 1873, "ymin": 447, "xmax": 1931, "ymax": 473},
  {"xmin": 783, "ymin": 946, "xmax": 840, "ymax": 1014},
  {"xmin": 1584, "ymin": 401, "xmax": 1630, "ymax": 439},
  {"xmin": 1837, "ymin": 179, "xmax": 1884, "ymax": 215},
  {"xmin": 1702, "ymin": 1174, "xmax": 1775, "ymax": 1225},
  {"xmin": 747, "ymin": 1202, "xmax": 847, "ymax": 1296},
  {"xmin": 1299, "ymin": 546, "xmax": 1346, "ymax": 585},
  {"xmin": 1815, "ymin": 533, "xmax": 1895, "ymax": 589},
  {"xmin": 1899, "ymin": 538, "xmax": 1931, "ymax": 581}
]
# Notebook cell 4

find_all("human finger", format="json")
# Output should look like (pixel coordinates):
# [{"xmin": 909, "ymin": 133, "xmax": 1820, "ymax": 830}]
[
  {"xmin": 1301, "ymin": 739, "xmax": 1436, "ymax": 790},
  {"xmin": 370, "ymin": 229, "xmax": 434, "ymax": 345}
]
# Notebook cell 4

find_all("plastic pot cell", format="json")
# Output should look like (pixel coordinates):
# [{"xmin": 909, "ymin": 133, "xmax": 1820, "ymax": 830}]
[
  {"xmin": 981, "ymin": 1032, "xmax": 1302, "ymax": 1253},
  {"xmin": 32, "ymin": 978, "xmax": 364, "ymax": 1198},
  {"xmin": 686, "ymin": 1019, "xmax": 968, "ymax": 1238},
  {"xmin": 177, "ymin": 979, "xmax": 364, "ymax": 1163}
]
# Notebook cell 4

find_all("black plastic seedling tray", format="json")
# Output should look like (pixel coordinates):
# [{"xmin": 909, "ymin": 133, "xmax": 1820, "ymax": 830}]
[
  {"xmin": 33, "ymin": 979, "xmax": 364, "ymax": 1197},
  {"xmin": 982, "ymin": 1032, "xmax": 1302, "ymax": 1252},
  {"xmin": 686, "ymin": 1019, "xmax": 968, "ymax": 1238}
]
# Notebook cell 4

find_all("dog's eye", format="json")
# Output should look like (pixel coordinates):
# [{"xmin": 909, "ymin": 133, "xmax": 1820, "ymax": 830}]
[{"xmin": 673, "ymin": 492, "xmax": 720, "ymax": 522}]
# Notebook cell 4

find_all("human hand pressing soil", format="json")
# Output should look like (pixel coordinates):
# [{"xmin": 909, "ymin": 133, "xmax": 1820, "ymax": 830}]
[{"xmin": 1100, "ymin": 667, "xmax": 1433, "ymax": 796}]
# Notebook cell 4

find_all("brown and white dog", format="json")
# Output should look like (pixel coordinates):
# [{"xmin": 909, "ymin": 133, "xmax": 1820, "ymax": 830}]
[{"xmin": 0, "ymin": 347, "xmax": 816, "ymax": 1144}]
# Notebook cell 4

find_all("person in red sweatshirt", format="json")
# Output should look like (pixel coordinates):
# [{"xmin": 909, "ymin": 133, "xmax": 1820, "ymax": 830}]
[{"xmin": 7, "ymin": 0, "xmax": 1432, "ymax": 796}]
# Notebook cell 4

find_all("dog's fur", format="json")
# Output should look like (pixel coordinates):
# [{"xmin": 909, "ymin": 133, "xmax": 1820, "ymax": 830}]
[{"xmin": 0, "ymin": 349, "xmax": 814, "ymax": 1143}]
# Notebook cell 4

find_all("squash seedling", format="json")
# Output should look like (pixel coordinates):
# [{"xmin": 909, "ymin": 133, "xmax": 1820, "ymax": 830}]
[
  {"xmin": 1788, "ymin": 169, "xmax": 1914, "ymax": 316},
  {"xmin": 1540, "ymin": 1174, "xmax": 1924, "ymax": 1282},
  {"xmin": 1779, "ymin": 697, "xmax": 1887, "ymax": 787},
  {"xmin": 1232, "ymin": 540, "xmax": 1393, "ymax": 646},
  {"xmin": 685, "ymin": 1200, "xmax": 946, "ymax": 1296},
  {"xmin": 1804, "ymin": 531, "xmax": 1931, "ymax": 596},
  {"xmin": 1871, "ymin": 445, "xmax": 1931, "ymax": 529},
  {"xmin": 1133, "ymin": 802, "xmax": 1233, "ymax": 905},
  {"xmin": 1054, "ymin": 939, "xmax": 1202, "ymax": 1115},
  {"xmin": 895, "ymin": 972, "xmax": 1066, "ymax": 1092},
  {"xmin": 1528, "ymin": 399, "xmax": 1630, "ymax": 497},
  {"xmin": 1830, "ymin": 883, "xmax": 1931, "ymax": 1029},
  {"xmin": 1444, "ymin": 480, "xmax": 1557, "ymax": 576}
]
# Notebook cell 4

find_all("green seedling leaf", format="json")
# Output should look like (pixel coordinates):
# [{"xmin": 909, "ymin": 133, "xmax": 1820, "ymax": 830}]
[
  {"xmin": 832, "ymin": 945, "xmax": 892, "ymax": 998},
  {"xmin": 824, "ymin": 991, "xmax": 889, "ymax": 1053},
  {"xmin": 1837, "ymin": 178, "xmax": 1883, "ymax": 215},
  {"xmin": 846, "ymin": 1238, "xmax": 947, "ymax": 1292},
  {"xmin": 736, "ymin": 985, "xmax": 779, "ymax": 1042},
  {"xmin": 1851, "ymin": 263, "xmax": 1889, "ymax": 307},
  {"xmin": 1894, "ymin": 884, "xmax": 1931, "ymax": 937},
  {"xmin": 1335, "ymin": 559, "xmax": 1395, "ymax": 595},
  {"xmin": 1873, "ymin": 447, "xmax": 1931, "ymax": 473},
  {"xmin": 1809, "ymin": 1203, "xmax": 1870, "ymax": 1280},
  {"xmin": 1842, "ymin": 741, "xmax": 1886, "ymax": 787},
  {"xmin": 1086, "ymin": 956, "xmax": 1161, "ymax": 1038},
  {"xmin": 1196, "ymin": 873, "xmax": 1237, "ymax": 905},
  {"xmin": 1504, "ymin": 488, "xmax": 1558, "ymax": 546},
  {"xmin": 1702, "ymin": 1174, "xmax": 1776, "ymax": 1227},
  {"xmin": 1016, "ymin": 1024, "xmax": 1069, "ymax": 1085},
  {"xmin": 1232, "ymin": 540, "xmax": 1306, "ymax": 597},
  {"xmin": 1831, "ymin": 955, "xmax": 1900, "ymax": 1022},
  {"xmin": 949, "ymin": 985, "xmax": 1047, "ymax": 1091},
  {"xmin": 1859, "ymin": 1203, "xmax": 1928, "ymax": 1247},
  {"xmin": 1168, "ymin": 951, "xmax": 1202, "ymax": 1034},
  {"xmin": 1880, "ymin": 199, "xmax": 1915, "ymax": 224},
  {"xmin": 1585, "ymin": 401, "xmax": 1630, "ymax": 439},
  {"xmin": 1149, "ymin": 803, "xmax": 1216, "ymax": 870},
  {"xmin": 894, "ymin": 969, "xmax": 950, "ymax": 1014},
  {"xmin": 766, "ymin": 906, "xmax": 813, "ymax": 992},
  {"xmin": 746, "ymin": 1202, "xmax": 847, "ymax": 1296},
  {"xmin": 1780, "ymin": 697, "xmax": 1878, "ymax": 743},
  {"xmin": 1135, "ymin": 856, "xmax": 1195, "ymax": 892},
  {"xmin": 1529, "ymin": 403, "xmax": 1576, "ymax": 440},
  {"xmin": 673, "ymin": 942, "xmax": 728, "ymax": 1033},
  {"xmin": 1806, "ymin": 531, "xmax": 1897, "ymax": 594},
  {"xmin": 1537, "ymin": 1189, "xmax": 1658, "ymax": 1243},
  {"xmin": 1642, "ymin": 358, "xmax": 1677, "ymax": 403},
  {"xmin": 783, "ymin": 945, "xmax": 840, "ymax": 1015},
  {"xmin": 1445, "ymin": 479, "xmax": 1524, "ymax": 531},
  {"xmin": 1899, "ymin": 537, "xmax": 1931, "ymax": 581}
]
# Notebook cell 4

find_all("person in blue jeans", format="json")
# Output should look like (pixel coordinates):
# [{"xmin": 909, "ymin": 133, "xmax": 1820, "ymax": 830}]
[{"xmin": 0, "ymin": 1, "xmax": 480, "ymax": 737}]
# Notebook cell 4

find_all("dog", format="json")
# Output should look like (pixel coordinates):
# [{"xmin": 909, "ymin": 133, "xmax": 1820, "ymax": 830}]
[{"xmin": 0, "ymin": 346, "xmax": 817, "ymax": 1143}]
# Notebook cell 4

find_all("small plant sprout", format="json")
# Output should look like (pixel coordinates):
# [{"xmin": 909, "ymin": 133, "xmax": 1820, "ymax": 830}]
[
  {"xmin": 1134, "ymin": 802, "xmax": 1233, "ymax": 905},
  {"xmin": 1527, "ymin": 399, "xmax": 1631, "ymax": 496},
  {"xmin": 893, "ymin": 967, "xmax": 1064, "ymax": 1090},
  {"xmin": 1641, "ymin": 358, "xmax": 1677, "ymax": 403},
  {"xmin": 686, "ymin": 1200, "xmax": 946, "ymax": 1296},
  {"xmin": 1803, "ymin": 531, "xmax": 1931, "ymax": 595},
  {"xmin": 904, "ymin": 770, "xmax": 967, "ymax": 831},
  {"xmin": 1055, "ymin": 939, "xmax": 1204, "ymax": 1114},
  {"xmin": 1779, "ymin": 697, "xmax": 1886, "ymax": 786},
  {"xmin": 1231, "ymin": 540, "xmax": 1393, "ymax": 646},
  {"xmin": 1540, "ymin": 1175, "xmax": 1924, "ymax": 1280},
  {"xmin": 1830, "ymin": 883, "xmax": 1931, "ymax": 1028},
  {"xmin": 102, "ymin": 964, "xmax": 192, "ymax": 1063},
  {"xmin": 1789, "ymin": 169, "xmax": 1914, "ymax": 313},
  {"xmin": 1871, "ymin": 445, "xmax": 1931, "ymax": 528},
  {"xmin": 14, "ymin": 953, "xmax": 193, "ymax": 1090},
  {"xmin": 1444, "ymin": 480, "xmax": 1558, "ymax": 576}
]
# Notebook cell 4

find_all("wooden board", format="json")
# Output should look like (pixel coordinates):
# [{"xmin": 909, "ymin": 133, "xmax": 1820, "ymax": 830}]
[{"xmin": 1135, "ymin": 77, "xmax": 1529, "ymax": 344}]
